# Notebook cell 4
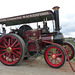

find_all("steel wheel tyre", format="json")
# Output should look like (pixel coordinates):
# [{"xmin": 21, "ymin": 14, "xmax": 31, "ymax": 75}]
[
  {"xmin": 63, "ymin": 42, "xmax": 74, "ymax": 60},
  {"xmin": 44, "ymin": 45, "xmax": 65, "ymax": 68},
  {"xmin": 0, "ymin": 34, "xmax": 25, "ymax": 66}
]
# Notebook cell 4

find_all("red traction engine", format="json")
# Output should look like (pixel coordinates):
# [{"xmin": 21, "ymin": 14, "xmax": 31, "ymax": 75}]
[{"xmin": 0, "ymin": 6, "xmax": 74, "ymax": 70}]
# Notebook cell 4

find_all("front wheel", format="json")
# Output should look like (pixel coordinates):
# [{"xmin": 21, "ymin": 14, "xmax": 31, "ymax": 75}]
[{"xmin": 44, "ymin": 45, "xmax": 66, "ymax": 68}]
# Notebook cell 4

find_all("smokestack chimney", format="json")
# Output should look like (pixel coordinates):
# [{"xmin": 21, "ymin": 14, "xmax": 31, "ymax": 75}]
[{"xmin": 52, "ymin": 6, "xmax": 60, "ymax": 31}]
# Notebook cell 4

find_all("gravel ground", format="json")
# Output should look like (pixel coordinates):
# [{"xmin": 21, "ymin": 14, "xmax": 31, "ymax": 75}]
[{"xmin": 0, "ymin": 57, "xmax": 75, "ymax": 75}]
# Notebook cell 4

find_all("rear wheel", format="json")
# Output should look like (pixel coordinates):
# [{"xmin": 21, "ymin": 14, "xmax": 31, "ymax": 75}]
[
  {"xmin": 44, "ymin": 45, "xmax": 65, "ymax": 68},
  {"xmin": 63, "ymin": 42, "xmax": 74, "ymax": 60},
  {"xmin": 0, "ymin": 34, "xmax": 25, "ymax": 66},
  {"xmin": 18, "ymin": 25, "xmax": 32, "ymax": 37}
]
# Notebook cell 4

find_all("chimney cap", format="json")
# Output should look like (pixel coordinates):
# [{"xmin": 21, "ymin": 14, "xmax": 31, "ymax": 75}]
[{"xmin": 52, "ymin": 6, "xmax": 60, "ymax": 10}]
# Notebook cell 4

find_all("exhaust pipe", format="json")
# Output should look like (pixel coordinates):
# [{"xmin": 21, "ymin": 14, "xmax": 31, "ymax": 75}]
[{"xmin": 52, "ymin": 6, "xmax": 60, "ymax": 31}]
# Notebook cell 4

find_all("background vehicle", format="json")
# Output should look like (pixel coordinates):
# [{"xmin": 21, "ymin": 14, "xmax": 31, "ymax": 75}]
[{"xmin": 0, "ymin": 6, "xmax": 74, "ymax": 69}]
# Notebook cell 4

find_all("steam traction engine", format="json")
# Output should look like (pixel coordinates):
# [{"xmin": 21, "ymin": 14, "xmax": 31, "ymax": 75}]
[{"xmin": 0, "ymin": 6, "xmax": 74, "ymax": 69}]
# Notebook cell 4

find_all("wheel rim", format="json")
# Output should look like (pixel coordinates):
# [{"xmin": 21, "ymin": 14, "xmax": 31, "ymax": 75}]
[
  {"xmin": 0, "ymin": 35, "xmax": 22, "ymax": 65},
  {"xmin": 45, "ymin": 46, "xmax": 64, "ymax": 67},
  {"xmin": 63, "ymin": 43, "xmax": 73, "ymax": 60}
]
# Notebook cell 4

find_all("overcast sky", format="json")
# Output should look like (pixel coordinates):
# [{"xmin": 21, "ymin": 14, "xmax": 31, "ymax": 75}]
[{"xmin": 0, "ymin": 0, "xmax": 75, "ymax": 38}]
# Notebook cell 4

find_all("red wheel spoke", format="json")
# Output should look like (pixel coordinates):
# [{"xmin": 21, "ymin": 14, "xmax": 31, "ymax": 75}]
[
  {"xmin": 64, "ymin": 45, "xmax": 70, "ymax": 50},
  {"xmin": 15, "ymin": 51, "xmax": 21, "ymax": 55},
  {"xmin": 0, "ymin": 52, "xmax": 7, "ymax": 57},
  {"xmin": 5, "ymin": 53, "xmax": 9, "ymax": 60},
  {"xmin": 7, "ymin": 54, "xmax": 10, "ymax": 62},
  {"xmin": 68, "ymin": 52, "xmax": 72, "ymax": 54},
  {"xmin": 12, "ymin": 48, "xmax": 21, "ymax": 51},
  {"xmin": 53, "ymin": 48, "xmax": 56, "ymax": 53},
  {"xmin": 3, "ymin": 42, "xmax": 7, "ymax": 47},
  {"xmin": 68, "ymin": 50, "xmax": 72, "ymax": 53},
  {"xmin": 10, "ymin": 54, "xmax": 13, "ymax": 62},
  {"xmin": 13, "ymin": 43, "xmax": 20, "ymax": 47},
  {"xmin": 67, "ymin": 47, "xmax": 70, "ymax": 50},
  {"xmin": 11, "ymin": 40, "xmax": 17, "ymax": 47},
  {"xmin": 13, "ymin": 43, "xmax": 20, "ymax": 48},
  {"xmin": 8, "ymin": 38, "xmax": 10, "ymax": 46},
  {"xmin": 48, "ymin": 56, "xmax": 52, "ymax": 59},
  {"xmin": 12, "ymin": 51, "xmax": 19, "ymax": 57},
  {"xmin": 68, "ymin": 51, "xmax": 72, "ymax": 53},
  {"xmin": 49, "ymin": 50, "xmax": 53, "ymax": 54},
  {"xmin": 58, "ymin": 57, "xmax": 62, "ymax": 61},
  {"xmin": 13, "ymin": 55, "xmax": 16, "ymax": 61},
  {"xmin": 55, "ymin": 59, "xmax": 57, "ymax": 64},
  {"xmin": 0, "ymin": 49, "xmax": 6, "ymax": 52},
  {"xmin": 56, "ymin": 49, "xmax": 59, "ymax": 53},
  {"xmin": 64, "ymin": 45, "xmax": 68, "ymax": 49},
  {"xmin": 56, "ymin": 58, "xmax": 60, "ymax": 63},
  {"xmin": 57, "ymin": 53, "xmax": 62, "ymax": 56},
  {"xmin": 68, "ymin": 49, "xmax": 72, "ymax": 51},
  {"xmin": 51, "ymin": 58, "xmax": 54, "ymax": 63},
  {"xmin": 4, "ymin": 38, "xmax": 8, "ymax": 45},
  {"xmin": 48, "ymin": 53, "xmax": 52, "ymax": 56},
  {"xmin": 11, "ymin": 37, "xmax": 13, "ymax": 45},
  {"xmin": 1, "ymin": 49, "xmax": 6, "ymax": 52},
  {"xmin": 0, "ymin": 45, "xmax": 6, "ymax": 48}
]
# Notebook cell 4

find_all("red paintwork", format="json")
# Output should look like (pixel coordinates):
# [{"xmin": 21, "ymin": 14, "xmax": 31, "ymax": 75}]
[
  {"xmin": 41, "ymin": 34, "xmax": 53, "ymax": 49},
  {"xmin": 0, "ymin": 35, "xmax": 22, "ymax": 65},
  {"xmin": 42, "ymin": 40, "xmax": 75, "ymax": 72},
  {"xmin": 23, "ymin": 30, "xmax": 53, "ymax": 51},
  {"xmin": 45, "ymin": 46, "xmax": 64, "ymax": 67},
  {"xmin": 23, "ymin": 30, "xmax": 41, "ymax": 40},
  {"xmin": 24, "ymin": 30, "xmax": 41, "ymax": 51},
  {"xmin": 63, "ymin": 43, "xmax": 74, "ymax": 60},
  {"xmin": 42, "ymin": 34, "xmax": 52, "ymax": 42},
  {"xmin": 28, "ymin": 42, "xmax": 37, "ymax": 51}
]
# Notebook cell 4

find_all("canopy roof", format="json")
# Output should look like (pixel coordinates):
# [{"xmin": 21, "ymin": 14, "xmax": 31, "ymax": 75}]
[{"xmin": 0, "ymin": 10, "xmax": 54, "ymax": 26}]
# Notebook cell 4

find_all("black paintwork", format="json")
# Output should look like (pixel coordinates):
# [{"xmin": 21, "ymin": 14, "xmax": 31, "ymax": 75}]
[
  {"xmin": 54, "ymin": 9, "xmax": 60, "ymax": 31},
  {"xmin": 53, "ymin": 32, "xmax": 64, "ymax": 45},
  {"xmin": 0, "ymin": 10, "xmax": 54, "ymax": 26}
]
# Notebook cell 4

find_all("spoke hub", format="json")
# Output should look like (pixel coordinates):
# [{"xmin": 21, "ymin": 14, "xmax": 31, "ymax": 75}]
[
  {"xmin": 52, "ymin": 54, "xmax": 57, "ymax": 59},
  {"xmin": 7, "ymin": 47, "xmax": 12, "ymax": 52}
]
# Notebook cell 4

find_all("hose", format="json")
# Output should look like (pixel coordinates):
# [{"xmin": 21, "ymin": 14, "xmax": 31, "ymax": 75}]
[{"xmin": 42, "ymin": 40, "xmax": 75, "ymax": 72}]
